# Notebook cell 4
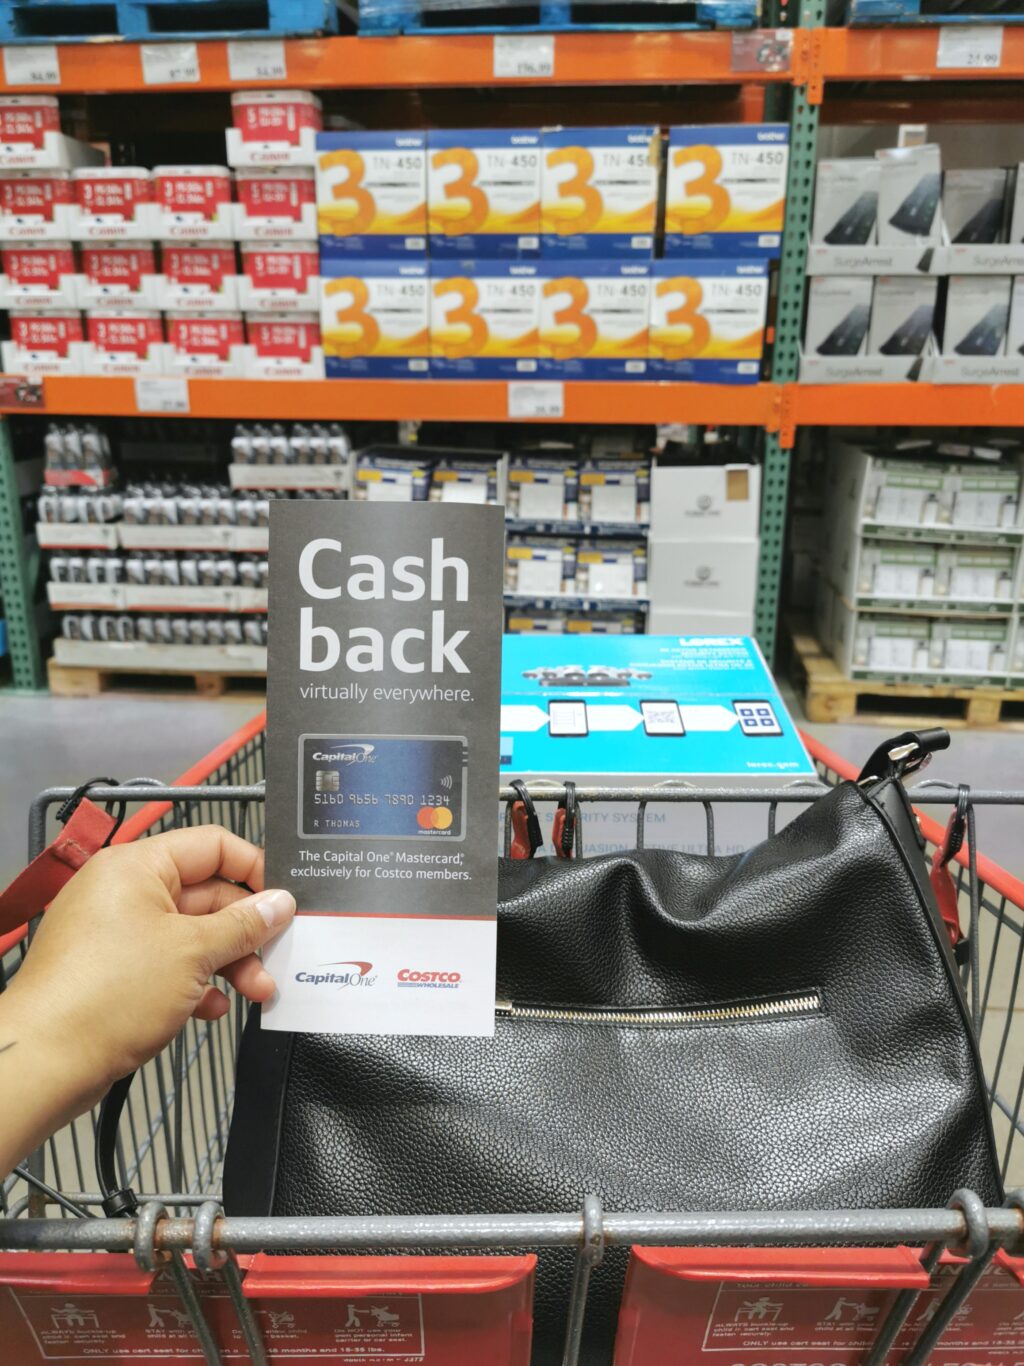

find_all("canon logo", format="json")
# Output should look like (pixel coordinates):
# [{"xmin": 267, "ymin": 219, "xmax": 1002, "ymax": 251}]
[{"xmin": 398, "ymin": 969, "xmax": 462, "ymax": 983}]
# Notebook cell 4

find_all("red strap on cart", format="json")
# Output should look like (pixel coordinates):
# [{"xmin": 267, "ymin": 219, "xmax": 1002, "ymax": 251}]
[
  {"xmin": 930, "ymin": 785, "xmax": 969, "ymax": 952},
  {"xmin": 0, "ymin": 795, "xmax": 118, "ymax": 939}
]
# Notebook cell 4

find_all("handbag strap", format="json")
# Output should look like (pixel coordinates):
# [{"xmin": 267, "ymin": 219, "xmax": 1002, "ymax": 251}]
[
  {"xmin": 930, "ymin": 783, "xmax": 971, "ymax": 963},
  {"xmin": 509, "ymin": 780, "xmax": 543, "ymax": 859},
  {"xmin": 857, "ymin": 728, "xmax": 950, "ymax": 785},
  {"xmin": 0, "ymin": 781, "xmax": 124, "ymax": 937}
]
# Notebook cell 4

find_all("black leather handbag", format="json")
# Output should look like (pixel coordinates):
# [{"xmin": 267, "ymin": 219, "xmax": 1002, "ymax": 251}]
[{"xmin": 223, "ymin": 731, "xmax": 1001, "ymax": 1365}]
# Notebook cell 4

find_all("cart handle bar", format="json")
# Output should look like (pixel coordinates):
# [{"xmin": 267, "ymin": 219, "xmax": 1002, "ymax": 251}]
[{"xmin": 1, "ymin": 1204, "xmax": 1023, "ymax": 1255}]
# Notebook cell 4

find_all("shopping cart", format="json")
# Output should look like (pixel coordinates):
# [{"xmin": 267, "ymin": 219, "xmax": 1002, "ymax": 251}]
[{"xmin": 1, "ymin": 714, "xmax": 1023, "ymax": 1366}]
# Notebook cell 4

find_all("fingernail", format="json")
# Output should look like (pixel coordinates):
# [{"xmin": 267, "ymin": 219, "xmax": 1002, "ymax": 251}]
[{"xmin": 255, "ymin": 889, "xmax": 296, "ymax": 930}]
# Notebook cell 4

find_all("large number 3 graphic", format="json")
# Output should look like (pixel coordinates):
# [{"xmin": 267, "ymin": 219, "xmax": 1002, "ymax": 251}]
[
  {"xmin": 671, "ymin": 145, "xmax": 729, "ymax": 235},
  {"xmin": 322, "ymin": 150, "xmax": 376, "ymax": 232},
  {"xmin": 324, "ymin": 278, "xmax": 380, "ymax": 356},
  {"xmin": 544, "ymin": 278, "xmax": 597, "ymax": 359},
  {"xmin": 656, "ymin": 277, "xmax": 709, "ymax": 360},
  {"xmin": 432, "ymin": 148, "xmax": 488, "ymax": 234},
  {"xmin": 546, "ymin": 147, "xmax": 602, "ymax": 233},
  {"xmin": 434, "ymin": 278, "xmax": 488, "ymax": 358}
]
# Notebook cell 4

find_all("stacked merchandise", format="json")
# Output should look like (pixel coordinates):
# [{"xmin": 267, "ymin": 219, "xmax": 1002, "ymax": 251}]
[
  {"xmin": 647, "ymin": 434, "xmax": 762, "ymax": 635},
  {"xmin": 317, "ymin": 124, "xmax": 787, "ymax": 384},
  {"xmin": 0, "ymin": 92, "xmax": 324, "ymax": 379},
  {"xmin": 803, "ymin": 142, "xmax": 1024, "ymax": 383},
  {"xmin": 38, "ymin": 421, "xmax": 348, "ymax": 676},
  {"xmin": 815, "ymin": 431, "xmax": 1023, "ymax": 686}
]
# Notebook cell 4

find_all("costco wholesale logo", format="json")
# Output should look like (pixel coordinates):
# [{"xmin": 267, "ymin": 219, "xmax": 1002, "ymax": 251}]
[
  {"xmin": 295, "ymin": 961, "xmax": 376, "ymax": 988},
  {"xmin": 397, "ymin": 968, "xmax": 462, "ymax": 990}
]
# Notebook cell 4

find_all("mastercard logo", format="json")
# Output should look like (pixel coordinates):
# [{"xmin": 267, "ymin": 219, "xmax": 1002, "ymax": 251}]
[{"xmin": 416, "ymin": 805, "xmax": 453, "ymax": 831}]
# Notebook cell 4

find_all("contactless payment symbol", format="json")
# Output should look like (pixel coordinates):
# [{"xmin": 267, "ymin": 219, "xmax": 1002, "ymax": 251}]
[{"xmin": 299, "ymin": 733, "xmax": 468, "ymax": 840}]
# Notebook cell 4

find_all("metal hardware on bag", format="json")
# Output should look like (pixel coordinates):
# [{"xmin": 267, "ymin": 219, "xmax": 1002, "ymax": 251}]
[
  {"xmin": 54, "ymin": 776, "xmax": 127, "ymax": 844},
  {"xmin": 857, "ymin": 728, "xmax": 951, "ymax": 786},
  {"xmin": 495, "ymin": 992, "xmax": 822, "ymax": 1027}
]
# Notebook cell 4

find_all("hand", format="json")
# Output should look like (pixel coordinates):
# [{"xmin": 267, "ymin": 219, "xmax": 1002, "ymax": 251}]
[{"xmin": 0, "ymin": 826, "xmax": 295, "ymax": 1176}]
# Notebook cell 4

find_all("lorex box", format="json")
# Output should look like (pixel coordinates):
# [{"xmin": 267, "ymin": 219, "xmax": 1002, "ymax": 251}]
[
  {"xmin": 664, "ymin": 124, "xmax": 789, "ymax": 257},
  {"xmin": 500, "ymin": 633, "xmax": 814, "ymax": 857},
  {"xmin": 430, "ymin": 261, "xmax": 540, "ymax": 378},
  {"xmin": 539, "ymin": 261, "xmax": 650, "ymax": 379},
  {"xmin": 649, "ymin": 259, "xmax": 768, "ymax": 383},
  {"xmin": 541, "ymin": 126, "xmax": 658, "ymax": 258},
  {"xmin": 321, "ymin": 259, "xmax": 430, "ymax": 378},
  {"xmin": 428, "ymin": 129, "xmax": 541, "ymax": 258},
  {"xmin": 316, "ymin": 131, "xmax": 427, "ymax": 260}
]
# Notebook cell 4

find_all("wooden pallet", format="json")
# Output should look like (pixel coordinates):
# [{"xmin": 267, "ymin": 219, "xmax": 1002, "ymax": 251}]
[
  {"xmin": 48, "ymin": 658, "xmax": 266, "ymax": 700},
  {"xmin": 787, "ymin": 621, "xmax": 1024, "ymax": 730}
]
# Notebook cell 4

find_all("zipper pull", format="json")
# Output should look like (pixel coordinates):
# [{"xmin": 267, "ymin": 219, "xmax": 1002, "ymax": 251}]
[{"xmin": 495, "ymin": 1000, "xmax": 514, "ymax": 1017}]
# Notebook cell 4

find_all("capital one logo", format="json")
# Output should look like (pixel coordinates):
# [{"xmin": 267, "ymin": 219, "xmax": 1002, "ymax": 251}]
[
  {"xmin": 311, "ymin": 743, "xmax": 375, "ymax": 765},
  {"xmin": 295, "ymin": 961, "xmax": 377, "ymax": 988}
]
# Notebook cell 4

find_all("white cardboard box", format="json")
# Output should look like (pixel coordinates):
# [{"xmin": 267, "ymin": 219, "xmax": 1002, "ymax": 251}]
[
  {"xmin": 648, "ymin": 537, "xmax": 759, "ymax": 616},
  {"xmin": 649, "ymin": 462, "xmax": 761, "ymax": 540},
  {"xmin": 646, "ymin": 606, "xmax": 755, "ymax": 636}
]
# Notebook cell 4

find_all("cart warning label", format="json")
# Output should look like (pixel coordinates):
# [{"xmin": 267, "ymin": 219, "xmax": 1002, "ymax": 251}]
[
  {"xmin": 8, "ymin": 1286, "xmax": 425, "ymax": 1360},
  {"xmin": 701, "ymin": 1266, "xmax": 1024, "ymax": 1359}
]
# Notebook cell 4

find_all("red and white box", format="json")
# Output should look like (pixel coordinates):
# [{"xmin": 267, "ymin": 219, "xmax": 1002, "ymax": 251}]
[
  {"xmin": 166, "ymin": 310, "xmax": 246, "ymax": 377},
  {"xmin": 245, "ymin": 310, "xmax": 323, "ymax": 379},
  {"xmin": 0, "ymin": 241, "xmax": 78, "ymax": 308},
  {"xmin": 85, "ymin": 308, "xmax": 165, "ymax": 374},
  {"xmin": 0, "ymin": 95, "xmax": 59, "ymax": 150},
  {"xmin": 238, "ymin": 237, "xmax": 319, "ymax": 311},
  {"xmin": 155, "ymin": 163, "xmax": 233, "ymax": 239},
  {"xmin": 0, "ymin": 169, "xmax": 76, "ymax": 239},
  {"xmin": 226, "ymin": 90, "xmax": 322, "ymax": 167},
  {"xmin": 233, "ymin": 165, "xmax": 316, "ymax": 239},
  {"xmin": 71, "ymin": 166, "xmax": 159, "ymax": 240},
  {"xmin": 2, "ymin": 308, "xmax": 86, "ymax": 374},
  {"xmin": 159, "ymin": 240, "xmax": 240, "ymax": 310},
  {"xmin": 78, "ymin": 241, "xmax": 160, "ymax": 308},
  {"xmin": 0, "ymin": 96, "xmax": 103, "ymax": 171}
]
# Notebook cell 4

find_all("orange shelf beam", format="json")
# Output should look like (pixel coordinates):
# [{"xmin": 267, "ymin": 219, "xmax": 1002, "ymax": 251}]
[
  {"xmin": 11, "ymin": 376, "xmax": 782, "ymax": 425},
  {"xmin": 0, "ymin": 31, "xmax": 790, "ymax": 94},
  {"xmin": 819, "ymin": 25, "xmax": 1024, "ymax": 82},
  {"xmin": 790, "ymin": 383, "xmax": 1024, "ymax": 429}
]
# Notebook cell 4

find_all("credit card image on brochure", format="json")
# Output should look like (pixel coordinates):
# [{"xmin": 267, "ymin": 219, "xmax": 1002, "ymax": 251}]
[{"xmin": 299, "ymin": 733, "xmax": 468, "ymax": 840}]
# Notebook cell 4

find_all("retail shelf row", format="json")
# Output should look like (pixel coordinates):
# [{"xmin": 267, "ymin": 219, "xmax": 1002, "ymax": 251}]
[
  {"xmin": 5, "ymin": 377, "xmax": 1024, "ymax": 447},
  {"xmin": 0, "ymin": 28, "xmax": 1021, "ymax": 95}
]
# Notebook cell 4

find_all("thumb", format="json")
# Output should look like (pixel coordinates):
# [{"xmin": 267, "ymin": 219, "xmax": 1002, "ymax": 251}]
[{"xmin": 193, "ymin": 888, "xmax": 296, "ymax": 973}]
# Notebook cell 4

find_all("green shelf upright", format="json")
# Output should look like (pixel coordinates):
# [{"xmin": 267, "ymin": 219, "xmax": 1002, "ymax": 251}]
[
  {"xmin": 0, "ymin": 417, "xmax": 45, "ymax": 690},
  {"xmin": 755, "ymin": 0, "xmax": 822, "ymax": 662}
]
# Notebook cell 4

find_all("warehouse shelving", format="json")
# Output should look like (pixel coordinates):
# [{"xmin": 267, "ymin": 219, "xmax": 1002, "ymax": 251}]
[{"xmin": 1, "ymin": 20, "xmax": 1021, "ymax": 688}]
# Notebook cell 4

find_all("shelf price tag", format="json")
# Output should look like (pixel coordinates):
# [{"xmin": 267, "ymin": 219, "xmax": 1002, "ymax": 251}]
[
  {"xmin": 508, "ymin": 381, "xmax": 564, "ymax": 420},
  {"xmin": 227, "ymin": 39, "xmax": 287, "ymax": 82},
  {"xmin": 141, "ymin": 42, "xmax": 201, "ymax": 85},
  {"xmin": 730, "ymin": 30, "xmax": 792, "ymax": 74},
  {"xmin": 493, "ymin": 34, "xmax": 555, "ymax": 79},
  {"xmin": 936, "ymin": 25, "xmax": 1003, "ymax": 70},
  {"xmin": 134, "ymin": 377, "xmax": 190, "ymax": 414},
  {"xmin": 3, "ymin": 45, "xmax": 61, "ymax": 86}
]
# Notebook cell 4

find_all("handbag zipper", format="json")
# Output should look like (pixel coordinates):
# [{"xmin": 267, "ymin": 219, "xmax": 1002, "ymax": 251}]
[{"xmin": 494, "ymin": 991, "xmax": 821, "ymax": 1027}]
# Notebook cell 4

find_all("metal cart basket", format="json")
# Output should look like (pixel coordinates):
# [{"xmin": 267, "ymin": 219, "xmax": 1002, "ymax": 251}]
[{"xmin": 2, "ymin": 713, "xmax": 1023, "ymax": 1366}]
